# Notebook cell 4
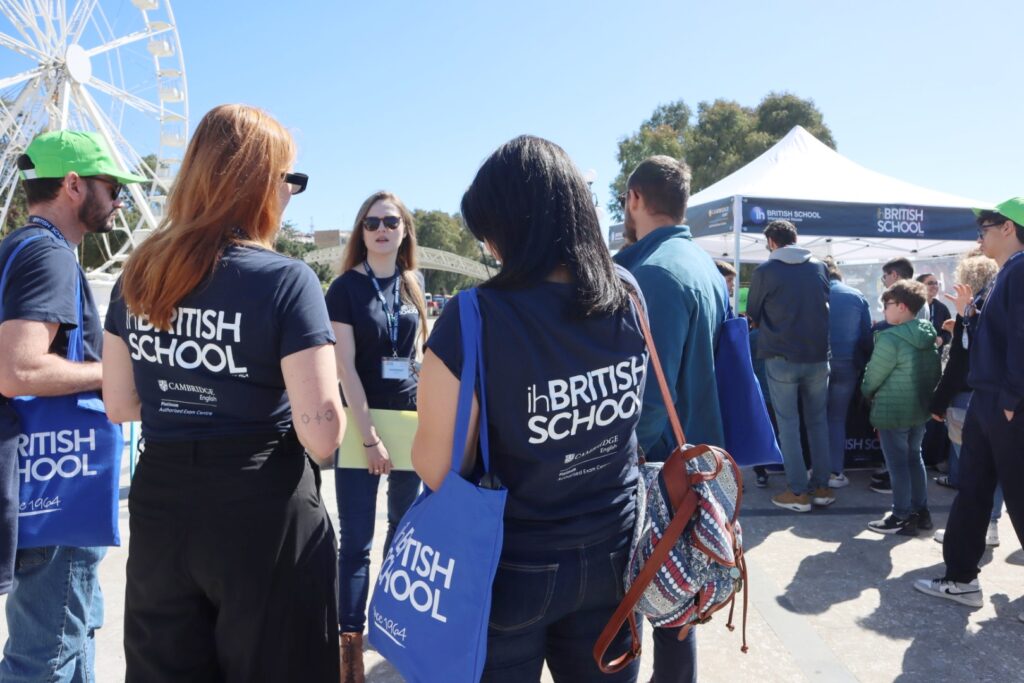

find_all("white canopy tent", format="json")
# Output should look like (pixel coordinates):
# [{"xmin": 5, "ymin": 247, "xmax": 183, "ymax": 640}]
[{"xmin": 685, "ymin": 126, "xmax": 991, "ymax": 266}]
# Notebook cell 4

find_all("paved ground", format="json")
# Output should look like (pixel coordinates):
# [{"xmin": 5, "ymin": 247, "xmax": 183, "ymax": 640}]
[{"xmin": 2, "ymin": 463, "xmax": 1021, "ymax": 682}]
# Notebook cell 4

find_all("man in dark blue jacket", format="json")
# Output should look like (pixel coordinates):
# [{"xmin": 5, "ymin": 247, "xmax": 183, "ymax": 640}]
[
  {"xmin": 915, "ymin": 197, "xmax": 1024, "ymax": 617},
  {"xmin": 746, "ymin": 220, "xmax": 832, "ymax": 512}
]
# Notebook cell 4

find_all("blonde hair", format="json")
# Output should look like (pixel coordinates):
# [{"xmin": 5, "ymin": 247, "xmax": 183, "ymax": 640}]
[
  {"xmin": 339, "ymin": 191, "xmax": 428, "ymax": 348},
  {"xmin": 121, "ymin": 104, "xmax": 295, "ymax": 330},
  {"xmin": 954, "ymin": 250, "xmax": 998, "ymax": 296}
]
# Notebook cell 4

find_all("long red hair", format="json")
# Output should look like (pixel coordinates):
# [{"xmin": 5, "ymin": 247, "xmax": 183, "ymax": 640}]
[{"xmin": 120, "ymin": 104, "xmax": 295, "ymax": 329}]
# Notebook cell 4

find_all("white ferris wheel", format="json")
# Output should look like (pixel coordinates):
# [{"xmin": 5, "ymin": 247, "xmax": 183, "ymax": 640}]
[{"xmin": 0, "ymin": 0, "xmax": 187, "ymax": 279}]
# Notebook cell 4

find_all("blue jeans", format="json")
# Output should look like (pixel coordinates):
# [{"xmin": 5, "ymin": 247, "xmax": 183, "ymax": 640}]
[
  {"xmin": 483, "ymin": 532, "xmax": 638, "ymax": 683},
  {"xmin": 765, "ymin": 359, "xmax": 831, "ymax": 494},
  {"xmin": 827, "ymin": 359, "xmax": 858, "ymax": 475},
  {"xmin": 0, "ymin": 545, "xmax": 105, "ymax": 683},
  {"xmin": 878, "ymin": 424, "xmax": 928, "ymax": 519},
  {"xmin": 334, "ymin": 467, "xmax": 420, "ymax": 632}
]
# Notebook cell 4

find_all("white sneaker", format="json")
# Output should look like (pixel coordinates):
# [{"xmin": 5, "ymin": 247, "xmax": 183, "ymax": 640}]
[
  {"xmin": 931, "ymin": 525, "xmax": 999, "ymax": 547},
  {"xmin": 828, "ymin": 472, "xmax": 850, "ymax": 489},
  {"xmin": 913, "ymin": 578, "xmax": 983, "ymax": 608},
  {"xmin": 986, "ymin": 520, "xmax": 1000, "ymax": 547}
]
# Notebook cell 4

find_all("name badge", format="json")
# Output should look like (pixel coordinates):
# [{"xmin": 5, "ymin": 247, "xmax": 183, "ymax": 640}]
[{"xmin": 382, "ymin": 357, "xmax": 411, "ymax": 381}]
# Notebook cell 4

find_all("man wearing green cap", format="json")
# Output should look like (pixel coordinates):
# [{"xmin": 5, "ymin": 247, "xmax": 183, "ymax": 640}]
[
  {"xmin": 0, "ymin": 130, "xmax": 145, "ymax": 681},
  {"xmin": 914, "ymin": 198, "xmax": 1024, "ymax": 620}
]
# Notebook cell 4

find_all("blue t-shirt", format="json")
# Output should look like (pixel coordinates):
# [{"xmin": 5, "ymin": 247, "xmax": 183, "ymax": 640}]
[
  {"xmin": 325, "ymin": 269, "xmax": 420, "ymax": 410},
  {"xmin": 0, "ymin": 223, "xmax": 102, "ymax": 594},
  {"xmin": 426, "ymin": 276, "xmax": 646, "ymax": 551},
  {"xmin": 0, "ymin": 225, "xmax": 102, "ymax": 363},
  {"xmin": 104, "ymin": 245, "xmax": 334, "ymax": 441}
]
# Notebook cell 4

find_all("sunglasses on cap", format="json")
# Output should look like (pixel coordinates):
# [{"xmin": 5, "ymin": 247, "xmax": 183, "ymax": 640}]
[
  {"xmin": 282, "ymin": 172, "xmax": 308, "ymax": 195},
  {"xmin": 363, "ymin": 216, "xmax": 402, "ymax": 232}
]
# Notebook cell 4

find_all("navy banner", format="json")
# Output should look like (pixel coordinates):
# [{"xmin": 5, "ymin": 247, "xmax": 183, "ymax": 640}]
[{"xmin": 687, "ymin": 197, "xmax": 979, "ymax": 241}]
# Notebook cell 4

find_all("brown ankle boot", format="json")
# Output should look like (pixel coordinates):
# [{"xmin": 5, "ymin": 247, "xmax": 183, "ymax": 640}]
[{"xmin": 340, "ymin": 632, "xmax": 365, "ymax": 683}]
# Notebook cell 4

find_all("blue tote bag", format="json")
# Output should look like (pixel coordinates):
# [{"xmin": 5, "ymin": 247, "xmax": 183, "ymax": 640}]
[
  {"xmin": 715, "ymin": 303, "xmax": 783, "ymax": 467},
  {"xmin": 0, "ymin": 234, "xmax": 123, "ymax": 549},
  {"xmin": 368, "ymin": 288, "xmax": 507, "ymax": 682}
]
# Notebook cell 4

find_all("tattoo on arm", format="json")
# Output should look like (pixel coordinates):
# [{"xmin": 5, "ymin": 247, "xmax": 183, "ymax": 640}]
[{"xmin": 300, "ymin": 409, "xmax": 335, "ymax": 425}]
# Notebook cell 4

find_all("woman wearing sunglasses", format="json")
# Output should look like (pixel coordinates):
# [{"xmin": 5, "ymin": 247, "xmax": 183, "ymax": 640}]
[
  {"xmin": 413, "ymin": 136, "xmax": 646, "ymax": 682},
  {"xmin": 102, "ymin": 104, "xmax": 344, "ymax": 681},
  {"xmin": 325, "ymin": 191, "xmax": 427, "ymax": 682}
]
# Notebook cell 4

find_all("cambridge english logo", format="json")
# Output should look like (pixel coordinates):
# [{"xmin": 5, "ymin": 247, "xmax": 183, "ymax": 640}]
[
  {"xmin": 876, "ymin": 207, "xmax": 925, "ymax": 236},
  {"xmin": 749, "ymin": 206, "xmax": 767, "ymax": 225},
  {"xmin": 158, "ymin": 380, "xmax": 168, "ymax": 392}
]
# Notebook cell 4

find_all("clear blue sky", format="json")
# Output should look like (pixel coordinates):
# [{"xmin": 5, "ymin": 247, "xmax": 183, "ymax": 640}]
[{"xmin": 9, "ymin": 1, "xmax": 1023, "ymax": 232}]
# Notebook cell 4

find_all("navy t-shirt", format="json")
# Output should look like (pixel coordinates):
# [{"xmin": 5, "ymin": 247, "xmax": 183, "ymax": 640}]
[
  {"xmin": 105, "ymin": 245, "xmax": 334, "ymax": 441},
  {"xmin": 0, "ymin": 223, "xmax": 102, "ymax": 594},
  {"xmin": 426, "ymin": 274, "xmax": 646, "ymax": 551},
  {"xmin": 325, "ymin": 269, "xmax": 421, "ymax": 410},
  {"xmin": 0, "ymin": 225, "xmax": 102, "ymax": 362}
]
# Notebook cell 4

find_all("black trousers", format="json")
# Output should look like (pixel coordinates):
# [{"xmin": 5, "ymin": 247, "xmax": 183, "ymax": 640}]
[
  {"xmin": 124, "ymin": 431, "xmax": 340, "ymax": 683},
  {"xmin": 943, "ymin": 391, "xmax": 1024, "ymax": 583}
]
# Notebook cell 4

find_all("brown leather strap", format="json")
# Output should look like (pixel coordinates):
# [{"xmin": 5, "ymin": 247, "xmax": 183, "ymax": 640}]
[
  {"xmin": 593, "ymin": 486, "xmax": 701, "ymax": 673},
  {"xmin": 628, "ymin": 292, "xmax": 687, "ymax": 449},
  {"xmin": 592, "ymin": 291, "xmax": 707, "ymax": 673}
]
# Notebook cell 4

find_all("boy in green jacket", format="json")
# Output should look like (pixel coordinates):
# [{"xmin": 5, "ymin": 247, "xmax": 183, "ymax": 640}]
[{"xmin": 862, "ymin": 279, "xmax": 942, "ymax": 535}]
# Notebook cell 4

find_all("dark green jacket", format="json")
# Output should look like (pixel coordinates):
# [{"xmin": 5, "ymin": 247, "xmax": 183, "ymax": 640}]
[{"xmin": 861, "ymin": 319, "xmax": 941, "ymax": 429}]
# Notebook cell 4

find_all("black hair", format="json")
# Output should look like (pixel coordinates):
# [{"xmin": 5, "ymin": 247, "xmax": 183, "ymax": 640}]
[
  {"xmin": 882, "ymin": 257, "xmax": 914, "ymax": 279},
  {"xmin": 626, "ymin": 156, "xmax": 691, "ymax": 223},
  {"xmin": 17, "ymin": 154, "xmax": 63, "ymax": 205},
  {"xmin": 976, "ymin": 209, "xmax": 1024, "ymax": 244},
  {"xmin": 763, "ymin": 220, "xmax": 797, "ymax": 247},
  {"xmin": 461, "ymin": 135, "xmax": 628, "ymax": 317}
]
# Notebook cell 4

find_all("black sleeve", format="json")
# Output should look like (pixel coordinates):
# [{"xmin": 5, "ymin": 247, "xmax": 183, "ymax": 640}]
[
  {"xmin": 933, "ymin": 300, "xmax": 952, "ymax": 346},
  {"xmin": 277, "ymin": 262, "xmax": 335, "ymax": 358},
  {"xmin": 325, "ymin": 273, "xmax": 354, "ymax": 325},
  {"xmin": 2, "ymin": 238, "xmax": 78, "ymax": 327},
  {"xmin": 103, "ymin": 278, "xmax": 126, "ymax": 337},
  {"xmin": 929, "ymin": 315, "xmax": 966, "ymax": 415}
]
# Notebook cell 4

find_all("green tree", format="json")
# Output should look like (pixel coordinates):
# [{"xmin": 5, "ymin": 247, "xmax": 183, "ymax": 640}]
[
  {"xmin": 610, "ymin": 92, "xmax": 835, "ymax": 209},
  {"xmin": 607, "ymin": 101, "xmax": 692, "ymax": 220},
  {"xmin": 683, "ymin": 99, "xmax": 758, "ymax": 193},
  {"xmin": 413, "ymin": 209, "xmax": 487, "ymax": 294}
]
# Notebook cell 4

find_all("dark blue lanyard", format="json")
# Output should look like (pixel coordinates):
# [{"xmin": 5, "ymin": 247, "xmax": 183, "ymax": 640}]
[
  {"xmin": 363, "ymin": 261, "xmax": 402, "ymax": 357},
  {"xmin": 27, "ymin": 215, "xmax": 70, "ymax": 249}
]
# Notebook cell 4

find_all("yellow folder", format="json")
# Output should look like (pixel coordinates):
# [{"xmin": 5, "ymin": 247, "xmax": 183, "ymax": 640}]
[{"xmin": 336, "ymin": 408, "xmax": 419, "ymax": 470}]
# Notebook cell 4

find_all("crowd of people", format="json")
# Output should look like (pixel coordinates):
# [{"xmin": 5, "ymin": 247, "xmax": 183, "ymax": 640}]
[{"xmin": 0, "ymin": 102, "xmax": 1020, "ymax": 683}]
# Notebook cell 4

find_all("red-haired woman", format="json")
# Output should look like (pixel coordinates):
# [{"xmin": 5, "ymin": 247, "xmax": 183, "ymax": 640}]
[{"xmin": 103, "ymin": 104, "xmax": 344, "ymax": 681}]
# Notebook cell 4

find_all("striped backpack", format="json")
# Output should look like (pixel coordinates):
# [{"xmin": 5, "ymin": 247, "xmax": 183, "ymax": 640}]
[{"xmin": 594, "ymin": 294, "xmax": 748, "ymax": 673}]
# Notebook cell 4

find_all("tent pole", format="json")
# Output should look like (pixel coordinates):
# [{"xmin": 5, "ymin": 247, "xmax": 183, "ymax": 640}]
[{"xmin": 732, "ymin": 195, "xmax": 742, "ymax": 312}]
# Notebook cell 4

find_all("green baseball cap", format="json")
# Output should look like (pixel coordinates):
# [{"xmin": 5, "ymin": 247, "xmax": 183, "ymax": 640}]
[
  {"xmin": 972, "ymin": 197, "xmax": 1024, "ymax": 226},
  {"xmin": 20, "ymin": 131, "xmax": 147, "ymax": 184}
]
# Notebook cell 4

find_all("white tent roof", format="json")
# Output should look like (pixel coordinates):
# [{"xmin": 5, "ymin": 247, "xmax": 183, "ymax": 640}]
[{"xmin": 687, "ymin": 126, "xmax": 990, "ymax": 264}]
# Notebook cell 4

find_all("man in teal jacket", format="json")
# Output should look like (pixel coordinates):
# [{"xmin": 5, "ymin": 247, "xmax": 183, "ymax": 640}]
[{"xmin": 613, "ymin": 155, "xmax": 728, "ymax": 683}]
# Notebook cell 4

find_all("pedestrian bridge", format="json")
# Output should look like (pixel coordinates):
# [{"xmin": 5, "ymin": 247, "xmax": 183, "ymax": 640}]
[{"xmin": 304, "ymin": 245, "xmax": 491, "ymax": 280}]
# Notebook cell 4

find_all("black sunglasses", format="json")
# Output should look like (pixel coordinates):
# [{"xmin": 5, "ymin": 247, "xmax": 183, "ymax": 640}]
[
  {"xmin": 977, "ymin": 221, "xmax": 1003, "ymax": 239},
  {"xmin": 363, "ymin": 216, "xmax": 402, "ymax": 232},
  {"xmin": 283, "ymin": 172, "xmax": 308, "ymax": 195},
  {"xmin": 87, "ymin": 176, "xmax": 124, "ymax": 201}
]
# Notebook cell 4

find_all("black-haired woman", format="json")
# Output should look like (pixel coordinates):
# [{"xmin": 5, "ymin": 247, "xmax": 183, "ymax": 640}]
[
  {"xmin": 412, "ymin": 136, "xmax": 645, "ymax": 682},
  {"xmin": 325, "ymin": 192, "xmax": 426, "ymax": 682}
]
